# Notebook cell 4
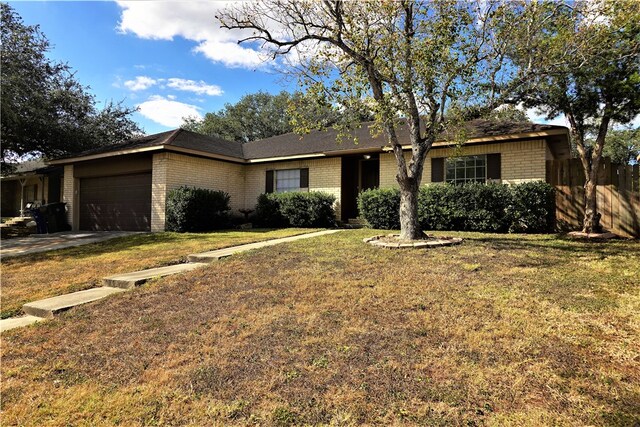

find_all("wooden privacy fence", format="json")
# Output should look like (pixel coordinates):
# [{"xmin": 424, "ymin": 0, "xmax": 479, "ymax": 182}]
[{"xmin": 546, "ymin": 158, "xmax": 640, "ymax": 238}]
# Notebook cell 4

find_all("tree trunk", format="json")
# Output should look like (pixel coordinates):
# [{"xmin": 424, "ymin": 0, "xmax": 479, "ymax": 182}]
[
  {"xmin": 583, "ymin": 176, "xmax": 600, "ymax": 233},
  {"xmin": 399, "ymin": 180, "xmax": 421, "ymax": 240}
]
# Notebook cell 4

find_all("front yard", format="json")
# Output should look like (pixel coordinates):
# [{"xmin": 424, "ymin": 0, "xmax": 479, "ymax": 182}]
[
  {"xmin": 0, "ymin": 228, "xmax": 318, "ymax": 319},
  {"xmin": 1, "ymin": 230, "xmax": 638, "ymax": 426}
]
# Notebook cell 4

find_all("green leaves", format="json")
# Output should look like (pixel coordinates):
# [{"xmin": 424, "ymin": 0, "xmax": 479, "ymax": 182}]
[{"xmin": 1, "ymin": 4, "xmax": 141, "ymax": 170}]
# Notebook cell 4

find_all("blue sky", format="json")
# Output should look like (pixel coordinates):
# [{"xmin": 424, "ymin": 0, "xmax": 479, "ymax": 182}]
[{"xmin": 9, "ymin": 1, "xmax": 297, "ymax": 134}]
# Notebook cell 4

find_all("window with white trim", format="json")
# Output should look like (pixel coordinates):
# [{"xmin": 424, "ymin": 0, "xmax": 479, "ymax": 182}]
[{"xmin": 445, "ymin": 155, "xmax": 487, "ymax": 184}]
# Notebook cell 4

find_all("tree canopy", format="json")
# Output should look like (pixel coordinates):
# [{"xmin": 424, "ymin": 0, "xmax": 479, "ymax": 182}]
[
  {"xmin": 600, "ymin": 128, "xmax": 640, "ymax": 165},
  {"xmin": 1, "ymin": 3, "xmax": 141, "ymax": 173},
  {"xmin": 182, "ymin": 90, "xmax": 373, "ymax": 143},
  {"xmin": 507, "ymin": 0, "xmax": 640, "ymax": 231},
  {"xmin": 218, "ymin": 1, "xmax": 548, "ymax": 239}
]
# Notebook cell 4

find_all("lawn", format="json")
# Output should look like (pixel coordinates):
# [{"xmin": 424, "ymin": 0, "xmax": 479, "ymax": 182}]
[
  {"xmin": 1, "ymin": 230, "xmax": 639, "ymax": 426},
  {"xmin": 0, "ymin": 228, "xmax": 318, "ymax": 319}
]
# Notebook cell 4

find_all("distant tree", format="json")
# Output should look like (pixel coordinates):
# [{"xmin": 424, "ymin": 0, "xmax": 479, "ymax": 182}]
[
  {"xmin": 182, "ymin": 90, "xmax": 372, "ymax": 142},
  {"xmin": 508, "ymin": 1, "xmax": 640, "ymax": 232},
  {"xmin": 1, "ymin": 3, "xmax": 141, "ymax": 173},
  {"xmin": 600, "ymin": 128, "xmax": 639, "ymax": 165},
  {"xmin": 182, "ymin": 91, "xmax": 294, "ymax": 142},
  {"xmin": 484, "ymin": 105, "xmax": 531, "ymax": 123}
]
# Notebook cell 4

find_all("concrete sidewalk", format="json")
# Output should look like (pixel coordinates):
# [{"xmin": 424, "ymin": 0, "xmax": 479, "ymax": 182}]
[
  {"xmin": 0, "ymin": 231, "xmax": 141, "ymax": 259},
  {"xmin": 188, "ymin": 229, "xmax": 341, "ymax": 262}
]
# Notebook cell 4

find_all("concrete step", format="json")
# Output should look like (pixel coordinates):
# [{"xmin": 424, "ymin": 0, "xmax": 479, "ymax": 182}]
[
  {"xmin": 0, "ymin": 315, "xmax": 44, "ymax": 333},
  {"xmin": 188, "ymin": 229, "xmax": 341, "ymax": 263},
  {"xmin": 103, "ymin": 262, "xmax": 209, "ymax": 289},
  {"xmin": 347, "ymin": 218, "xmax": 368, "ymax": 225},
  {"xmin": 23, "ymin": 287, "xmax": 126, "ymax": 319}
]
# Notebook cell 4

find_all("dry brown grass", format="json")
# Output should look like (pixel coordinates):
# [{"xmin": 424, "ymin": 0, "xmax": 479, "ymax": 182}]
[
  {"xmin": 0, "ymin": 228, "xmax": 318, "ymax": 319},
  {"xmin": 1, "ymin": 230, "xmax": 639, "ymax": 426}
]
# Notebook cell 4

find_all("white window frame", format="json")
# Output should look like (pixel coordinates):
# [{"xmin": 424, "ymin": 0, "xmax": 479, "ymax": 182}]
[{"xmin": 445, "ymin": 155, "xmax": 487, "ymax": 185}]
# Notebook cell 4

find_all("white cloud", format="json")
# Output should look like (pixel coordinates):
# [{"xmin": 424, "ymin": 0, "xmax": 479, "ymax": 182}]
[
  {"xmin": 520, "ymin": 106, "xmax": 569, "ymax": 127},
  {"xmin": 166, "ymin": 78, "xmax": 223, "ymax": 96},
  {"xmin": 137, "ymin": 95, "xmax": 202, "ymax": 128},
  {"xmin": 124, "ymin": 76, "xmax": 158, "ymax": 91},
  {"xmin": 116, "ymin": 1, "xmax": 265, "ymax": 68}
]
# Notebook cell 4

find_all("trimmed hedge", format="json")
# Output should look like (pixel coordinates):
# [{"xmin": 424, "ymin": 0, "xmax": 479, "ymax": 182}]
[
  {"xmin": 166, "ymin": 186, "xmax": 231, "ymax": 232},
  {"xmin": 507, "ymin": 181, "xmax": 556, "ymax": 233},
  {"xmin": 358, "ymin": 181, "xmax": 556, "ymax": 233},
  {"xmin": 254, "ymin": 192, "xmax": 336, "ymax": 228},
  {"xmin": 357, "ymin": 188, "xmax": 400, "ymax": 229}
]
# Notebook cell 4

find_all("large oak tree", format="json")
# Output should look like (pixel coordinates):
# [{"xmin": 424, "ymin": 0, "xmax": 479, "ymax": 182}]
[
  {"xmin": 218, "ymin": 0, "xmax": 557, "ymax": 239},
  {"xmin": 1, "ymin": 3, "xmax": 141, "ymax": 173}
]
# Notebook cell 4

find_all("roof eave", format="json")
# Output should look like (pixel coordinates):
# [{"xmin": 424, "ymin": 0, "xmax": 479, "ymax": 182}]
[{"xmin": 382, "ymin": 128, "xmax": 569, "ymax": 151}]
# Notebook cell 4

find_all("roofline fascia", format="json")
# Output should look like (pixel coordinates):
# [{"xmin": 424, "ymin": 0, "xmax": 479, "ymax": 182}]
[
  {"xmin": 47, "ymin": 145, "xmax": 165, "ymax": 165},
  {"xmin": 164, "ymin": 146, "xmax": 246, "ymax": 164},
  {"xmin": 246, "ymin": 153, "xmax": 327, "ymax": 163},
  {"xmin": 382, "ymin": 129, "xmax": 569, "ymax": 152}
]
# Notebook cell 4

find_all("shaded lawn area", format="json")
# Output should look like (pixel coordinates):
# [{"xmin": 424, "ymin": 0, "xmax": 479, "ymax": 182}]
[
  {"xmin": 0, "ymin": 228, "xmax": 318, "ymax": 319},
  {"xmin": 1, "ymin": 230, "xmax": 639, "ymax": 426}
]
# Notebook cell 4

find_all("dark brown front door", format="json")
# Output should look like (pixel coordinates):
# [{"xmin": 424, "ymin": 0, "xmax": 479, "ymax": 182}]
[
  {"xmin": 79, "ymin": 173, "xmax": 152, "ymax": 231},
  {"xmin": 341, "ymin": 154, "xmax": 380, "ymax": 220}
]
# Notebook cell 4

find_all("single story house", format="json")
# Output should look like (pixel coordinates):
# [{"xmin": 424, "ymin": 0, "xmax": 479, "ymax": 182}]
[
  {"xmin": 46, "ymin": 119, "xmax": 570, "ymax": 232},
  {"xmin": 1, "ymin": 160, "xmax": 63, "ymax": 217}
]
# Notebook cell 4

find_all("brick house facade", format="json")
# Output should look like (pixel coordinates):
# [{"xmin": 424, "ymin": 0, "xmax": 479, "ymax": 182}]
[{"xmin": 49, "ymin": 120, "xmax": 570, "ymax": 232}]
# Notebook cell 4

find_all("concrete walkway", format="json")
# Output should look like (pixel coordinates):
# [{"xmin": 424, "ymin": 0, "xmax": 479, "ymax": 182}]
[
  {"xmin": 0, "ymin": 229, "xmax": 341, "ymax": 332},
  {"xmin": 188, "ymin": 229, "xmax": 341, "ymax": 262},
  {"xmin": 0, "ymin": 231, "xmax": 141, "ymax": 259}
]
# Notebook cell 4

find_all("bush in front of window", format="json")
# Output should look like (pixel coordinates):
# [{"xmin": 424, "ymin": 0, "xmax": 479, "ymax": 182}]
[
  {"xmin": 254, "ymin": 192, "xmax": 336, "ymax": 228},
  {"xmin": 507, "ymin": 181, "xmax": 556, "ymax": 233},
  {"xmin": 254, "ymin": 193, "xmax": 288, "ymax": 227},
  {"xmin": 166, "ymin": 186, "xmax": 231, "ymax": 232},
  {"xmin": 358, "ymin": 182, "xmax": 556, "ymax": 233},
  {"xmin": 357, "ymin": 188, "xmax": 401, "ymax": 229},
  {"xmin": 419, "ymin": 183, "xmax": 513, "ymax": 232}
]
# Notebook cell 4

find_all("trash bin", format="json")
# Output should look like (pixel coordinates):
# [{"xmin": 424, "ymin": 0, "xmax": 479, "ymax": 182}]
[
  {"xmin": 28, "ymin": 205, "xmax": 48, "ymax": 234},
  {"xmin": 41, "ymin": 202, "xmax": 69, "ymax": 233}
]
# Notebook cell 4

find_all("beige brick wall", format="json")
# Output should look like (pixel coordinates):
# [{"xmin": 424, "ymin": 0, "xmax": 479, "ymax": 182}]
[
  {"xmin": 151, "ymin": 153, "xmax": 169, "ymax": 232},
  {"xmin": 244, "ymin": 157, "xmax": 342, "ymax": 219},
  {"xmin": 62, "ymin": 164, "xmax": 78, "ymax": 230},
  {"xmin": 152, "ymin": 152, "xmax": 246, "ymax": 231},
  {"xmin": 380, "ymin": 139, "xmax": 547, "ymax": 187}
]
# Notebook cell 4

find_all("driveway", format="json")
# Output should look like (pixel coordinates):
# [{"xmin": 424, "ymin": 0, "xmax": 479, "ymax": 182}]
[{"xmin": 0, "ymin": 231, "xmax": 142, "ymax": 259}]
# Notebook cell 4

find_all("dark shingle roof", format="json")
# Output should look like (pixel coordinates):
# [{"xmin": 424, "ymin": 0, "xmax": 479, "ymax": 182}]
[
  {"xmin": 57, "ymin": 129, "xmax": 244, "ymax": 160},
  {"xmin": 242, "ymin": 119, "xmax": 566, "ymax": 159},
  {"xmin": 53, "ymin": 119, "xmax": 567, "ymax": 163}
]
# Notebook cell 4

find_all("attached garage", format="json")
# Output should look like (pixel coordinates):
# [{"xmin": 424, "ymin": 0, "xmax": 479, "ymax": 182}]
[{"xmin": 79, "ymin": 173, "xmax": 152, "ymax": 231}]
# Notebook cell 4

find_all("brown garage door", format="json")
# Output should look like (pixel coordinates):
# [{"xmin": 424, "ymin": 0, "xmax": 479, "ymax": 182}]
[{"xmin": 79, "ymin": 173, "xmax": 152, "ymax": 231}]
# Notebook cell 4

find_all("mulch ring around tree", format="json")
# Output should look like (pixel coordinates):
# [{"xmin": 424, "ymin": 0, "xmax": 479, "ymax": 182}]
[{"xmin": 363, "ymin": 233, "xmax": 463, "ymax": 249}]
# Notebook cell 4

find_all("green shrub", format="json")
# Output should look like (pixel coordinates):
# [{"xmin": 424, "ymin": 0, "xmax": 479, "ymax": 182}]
[
  {"xmin": 507, "ymin": 181, "xmax": 556, "ymax": 233},
  {"xmin": 254, "ymin": 193, "xmax": 288, "ymax": 227},
  {"xmin": 357, "ymin": 188, "xmax": 401, "ymax": 229},
  {"xmin": 165, "ymin": 186, "xmax": 231, "ymax": 232},
  {"xmin": 359, "ymin": 181, "xmax": 556, "ymax": 233},
  {"xmin": 418, "ymin": 183, "xmax": 513, "ymax": 232},
  {"xmin": 254, "ymin": 192, "xmax": 336, "ymax": 227}
]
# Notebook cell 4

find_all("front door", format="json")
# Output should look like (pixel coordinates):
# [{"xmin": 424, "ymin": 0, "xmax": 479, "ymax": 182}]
[{"xmin": 341, "ymin": 154, "xmax": 379, "ymax": 220}]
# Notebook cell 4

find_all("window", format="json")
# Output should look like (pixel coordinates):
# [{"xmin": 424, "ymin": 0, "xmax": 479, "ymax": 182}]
[
  {"xmin": 268, "ymin": 168, "xmax": 309, "ymax": 193},
  {"xmin": 275, "ymin": 169, "xmax": 301, "ymax": 193},
  {"xmin": 445, "ymin": 155, "xmax": 486, "ymax": 184}
]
